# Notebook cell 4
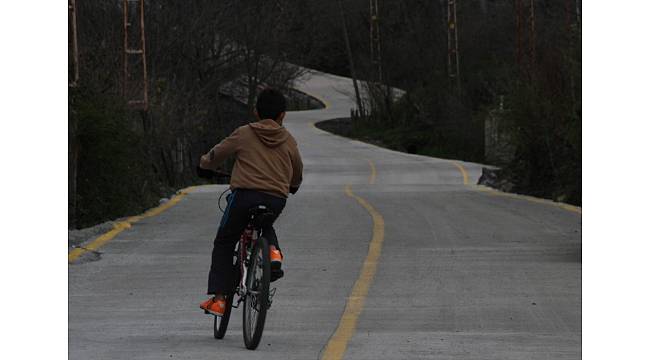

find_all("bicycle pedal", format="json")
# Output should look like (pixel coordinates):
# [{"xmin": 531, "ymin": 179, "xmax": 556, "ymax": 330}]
[{"xmin": 232, "ymin": 297, "xmax": 243, "ymax": 309}]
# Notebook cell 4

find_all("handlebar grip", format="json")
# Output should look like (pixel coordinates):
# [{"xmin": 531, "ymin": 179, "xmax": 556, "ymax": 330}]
[{"xmin": 196, "ymin": 165, "xmax": 215, "ymax": 179}]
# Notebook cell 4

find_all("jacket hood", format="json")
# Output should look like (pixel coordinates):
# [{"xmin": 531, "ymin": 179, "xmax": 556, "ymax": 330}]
[{"xmin": 248, "ymin": 119, "xmax": 289, "ymax": 148}]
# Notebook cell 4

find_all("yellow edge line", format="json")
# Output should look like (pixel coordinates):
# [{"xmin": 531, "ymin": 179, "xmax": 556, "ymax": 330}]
[
  {"xmin": 451, "ymin": 161, "xmax": 581, "ymax": 214},
  {"xmin": 475, "ymin": 185, "xmax": 582, "ymax": 214},
  {"xmin": 451, "ymin": 161, "xmax": 469, "ymax": 185},
  {"xmin": 313, "ymin": 94, "xmax": 330, "ymax": 109},
  {"xmin": 303, "ymin": 89, "xmax": 330, "ymax": 109},
  {"xmin": 310, "ymin": 121, "xmax": 356, "ymax": 143},
  {"xmin": 68, "ymin": 186, "xmax": 198, "ymax": 263},
  {"xmin": 321, "ymin": 184, "xmax": 385, "ymax": 360},
  {"xmin": 309, "ymin": 121, "xmax": 353, "ymax": 141},
  {"xmin": 367, "ymin": 159, "xmax": 377, "ymax": 185},
  {"xmin": 288, "ymin": 86, "xmax": 331, "ymax": 110},
  {"xmin": 309, "ymin": 121, "xmax": 327, "ymax": 137}
]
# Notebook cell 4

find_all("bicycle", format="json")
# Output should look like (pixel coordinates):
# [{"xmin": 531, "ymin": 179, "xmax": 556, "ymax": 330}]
[{"xmin": 211, "ymin": 188, "xmax": 277, "ymax": 350}]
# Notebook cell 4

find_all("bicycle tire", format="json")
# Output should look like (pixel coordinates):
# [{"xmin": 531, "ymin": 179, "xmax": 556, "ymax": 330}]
[
  {"xmin": 213, "ymin": 294, "xmax": 233, "ymax": 339},
  {"xmin": 242, "ymin": 236, "xmax": 270, "ymax": 350}
]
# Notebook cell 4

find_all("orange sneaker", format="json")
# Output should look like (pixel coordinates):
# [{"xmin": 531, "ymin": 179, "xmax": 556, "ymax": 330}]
[
  {"xmin": 270, "ymin": 247, "xmax": 283, "ymax": 265},
  {"xmin": 270, "ymin": 247, "xmax": 284, "ymax": 282},
  {"xmin": 200, "ymin": 297, "xmax": 226, "ymax": 316}
]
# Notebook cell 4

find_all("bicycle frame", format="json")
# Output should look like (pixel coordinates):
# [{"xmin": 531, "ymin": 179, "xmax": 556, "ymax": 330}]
[
  {"xmin": 233, "ymin": 219, "xmax": 276, "ymax": 308},
  {"xmin": 236, "ymin": 224, "xmax": 258, "ymax": 298}
]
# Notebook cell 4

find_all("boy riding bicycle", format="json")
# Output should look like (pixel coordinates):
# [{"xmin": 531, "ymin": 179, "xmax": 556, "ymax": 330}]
[{"xmin": 199, "ymin": 88, "xmax": 303, "ymax": 316}]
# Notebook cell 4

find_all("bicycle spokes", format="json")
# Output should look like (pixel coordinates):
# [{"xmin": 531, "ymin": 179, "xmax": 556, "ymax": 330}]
[{"xmin": 242, "ymin": 238, "xmax": 271, "ymax": 350}]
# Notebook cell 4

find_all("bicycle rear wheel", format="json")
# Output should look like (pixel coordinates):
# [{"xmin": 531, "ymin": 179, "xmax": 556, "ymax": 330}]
[
  {"xmin": 213, "ymin": 294, "xmax": 233, "ymax": 339},
  {"xmin": 242, "ymin": 236, "xmax": 270, "ymax": 350}
]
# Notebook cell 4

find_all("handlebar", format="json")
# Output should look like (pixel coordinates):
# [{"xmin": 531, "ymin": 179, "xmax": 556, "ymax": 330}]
[
  {"xmin": 197, "ymin": 166, "xmax": 299, "ymax": 195},
  {"xmin": 196, "ymin": 165, "xmax": 231, "ymax": 180}
]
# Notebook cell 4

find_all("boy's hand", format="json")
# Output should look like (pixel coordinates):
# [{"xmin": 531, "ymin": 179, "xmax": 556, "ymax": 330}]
[{"xmin": 199, "ymin": 152, "xmax": 213, "ymax": 169}]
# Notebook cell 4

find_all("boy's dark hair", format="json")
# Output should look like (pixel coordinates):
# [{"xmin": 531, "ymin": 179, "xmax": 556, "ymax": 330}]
[{"xmin": 256, "ymin": 88, "xmax": 287, "ymax": 121}]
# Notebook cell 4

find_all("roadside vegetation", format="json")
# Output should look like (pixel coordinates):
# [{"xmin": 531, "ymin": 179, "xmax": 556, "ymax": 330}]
[
  {"xmin": 69, "ymin": 0, "xmax": 581, "ymax": 228},
  {"xmin": 69, "ymin": 1, "xmax": 322, "ymax": 228},
  {"xmin": 298, "ymin": 0, "xmax": 581, "ymax": 205}
]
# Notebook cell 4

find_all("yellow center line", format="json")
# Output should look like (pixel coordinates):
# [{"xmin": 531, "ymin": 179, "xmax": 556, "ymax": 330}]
[
  {"xmin": 68, "ymin": 186, "xmax": 198, "ymax": 263},
  {"xmin": 321, "ymin": 184, "xmax": 385, "ymax": 360},
  {"xmin": 367, "ymin": 159, "xmax": 377, "ymax": 185}
]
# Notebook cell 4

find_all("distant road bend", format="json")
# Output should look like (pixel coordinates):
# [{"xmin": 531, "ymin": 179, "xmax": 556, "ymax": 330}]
[{"xmin": 69, "ymin": 70, "xmax": 581, "ymax": 360}]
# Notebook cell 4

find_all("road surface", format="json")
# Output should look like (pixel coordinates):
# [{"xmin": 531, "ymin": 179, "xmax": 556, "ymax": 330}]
[{"xmin": 69, "ymin": 70, "xmax": 581, "ymax": 359}]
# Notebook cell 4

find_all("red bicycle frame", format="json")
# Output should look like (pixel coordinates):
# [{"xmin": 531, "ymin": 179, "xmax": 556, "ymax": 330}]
[{"xmin": 237, "ymin": 224, "xmax": 257, "ymax": 296}]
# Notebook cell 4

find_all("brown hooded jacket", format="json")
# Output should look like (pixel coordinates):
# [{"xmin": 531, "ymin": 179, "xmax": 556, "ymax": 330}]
[{"xmin": 200, "ymin": 119, "xmax": 303, "ymax": 198}]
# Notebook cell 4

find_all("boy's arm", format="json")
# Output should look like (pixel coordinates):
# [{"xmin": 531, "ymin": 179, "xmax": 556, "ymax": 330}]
[
  {"xmin": 289, "ymin": 146, "xmax": 303, "ymax": 194},
  {"xmin": 199, "ymin": 127, "xmax": 242, "ymax": 170}
]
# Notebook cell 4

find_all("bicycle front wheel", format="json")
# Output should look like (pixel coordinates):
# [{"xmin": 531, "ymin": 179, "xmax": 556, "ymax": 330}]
[{"xmin": 242, "ymin": 236, "xmax": 270, "ymax": 350}]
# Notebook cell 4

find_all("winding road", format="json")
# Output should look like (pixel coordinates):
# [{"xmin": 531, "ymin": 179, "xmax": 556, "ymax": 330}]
[{"xmin": 69, "ymin": 70, "xmax": 581, "ymax": 359}]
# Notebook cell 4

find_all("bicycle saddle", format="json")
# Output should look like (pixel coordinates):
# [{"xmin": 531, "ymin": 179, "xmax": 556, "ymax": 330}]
[{"xmin": 248, "ymin": 205, "xmax": 275, "ymax": 227}]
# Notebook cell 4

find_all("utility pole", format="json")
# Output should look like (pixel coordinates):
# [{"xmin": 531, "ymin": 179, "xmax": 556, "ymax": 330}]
[
  {"xmin": 564, "ymin": 0, "xmax": 572, "ymax": 32},
  {"xmin": 565, "ymin": 0, "xmax": 581, "ymax": 32},
  {"xmin": 447, "ymin": 0, "xmax": 461, "ymax": 95},
  {"xmin": 514, "ymin": 0, "xmax": 535, "ymax": 76},
  {"xmin": 515, "ymin": 0, "xmax": 523, "ymax": 66},
  {"xmin": 123, "ymin": 0, "xmax": 148, "ymax": 111},
  {"xmin": 338, "ymin": 0, "xmax": 364, "ymax": 115},
  {"xmin": 369, "ymin": 0, "xmax": 394, "ymax": 120},
  {"xmin": 528, "ymin": 0, "xmax": 535, "ymax": 70},
  {"xmin": 68, "ymin": 0, "xmax": 79, "ymax": 87},
  {"xmin": 369, "ymin": 0, "xmax": 382, "ymax": 83},
  {"xmin": 576, "ymin": 0, "xmax": 581, "ymax": 32}
]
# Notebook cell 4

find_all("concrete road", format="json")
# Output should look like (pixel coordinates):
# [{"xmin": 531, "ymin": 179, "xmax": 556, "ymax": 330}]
[{"xmin": 69, "ymin": 70, "xmax": 581, "ymax": 359}]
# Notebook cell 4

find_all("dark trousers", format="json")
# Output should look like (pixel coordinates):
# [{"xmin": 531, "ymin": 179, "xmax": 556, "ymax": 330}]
[{"xmin": 207, "ymin": 189, "xmax": 286, "ymax": 295}]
